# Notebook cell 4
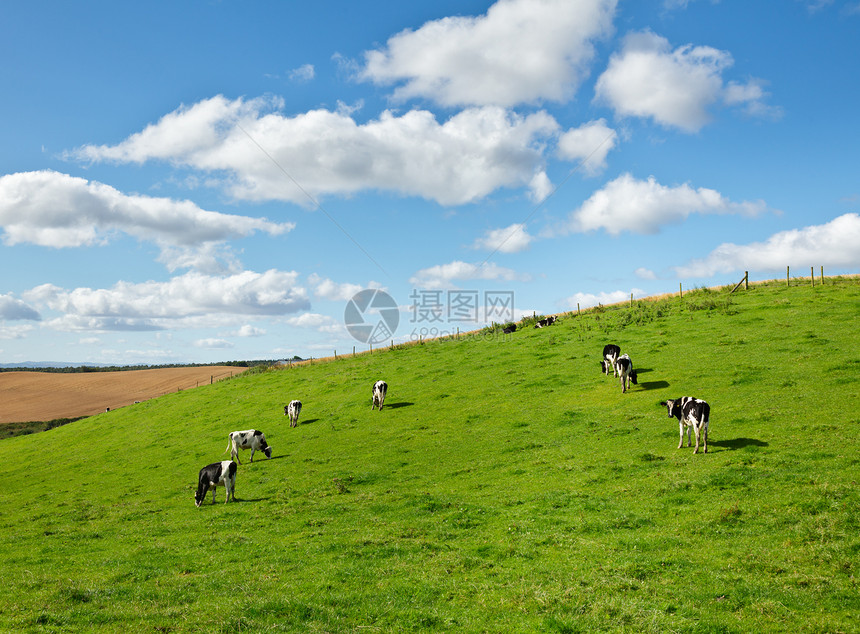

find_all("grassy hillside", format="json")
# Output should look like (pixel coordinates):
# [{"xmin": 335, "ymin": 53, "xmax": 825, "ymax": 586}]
[{"xmin": 0, "ymin": 279, "xmax": 857, "ymax": 632}]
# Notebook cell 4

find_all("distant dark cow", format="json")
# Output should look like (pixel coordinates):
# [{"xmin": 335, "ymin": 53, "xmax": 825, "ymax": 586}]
[
  {"xmin": 225, "ymin": 429, "xmax": 272, "ymax": 464},
  {"xmin": 372, "ymin": 380, "xmax": 388, "ymax": 411},
  {"xmin": 502, "ymin": 324, "xmax": 517, "ymax": 334},
  {"xmin": 660, "ymin": 397, "xmax": 711, "ymax": 454},
  {"xmin": 195, "ymin": 460, "xmax": 237, "ymax": 506},
  {"xmin": 534, "ymin": 316, "xmax": 557, "ymax": 328},
  {"xmin": 284, "ymin": 400, "xmax": 302, "ymax": 427},
  {"xmin": 614, "ymin": 353, "xmax": 638, "ymax": 393},
  {"xmin": 601, "ymin": 344, "xmax": 621, "ymax": 375}
]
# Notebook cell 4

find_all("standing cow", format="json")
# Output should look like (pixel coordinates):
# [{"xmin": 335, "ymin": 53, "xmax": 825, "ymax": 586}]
[
  {"xmin": 660, "ymin": 397, "xmax": 711, "ymax": 454},
  {"xmin": 195, "ymin": 460, "xmax": 237, "ymax": 506},
  {"xmin": 372, "ymin": 380, "xmax": 388, "ymax": 411},
  {"xmin": 285, "ymin": 400, "xmax": 302, "ymax": 427},
  {"xmin": 225, "ymin": 429, "xmax": 273, "ymax": 464},
  {"xmin": 601, "ymin": 344, "xmax": 621, "ymax": 375},
  {"xmin": 615, "ymin": 353, "xmax": 638, "ymax": 393}
]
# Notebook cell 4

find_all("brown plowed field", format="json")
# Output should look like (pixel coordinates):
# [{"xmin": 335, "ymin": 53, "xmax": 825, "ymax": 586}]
[{"xmin": 0, "ymin": 366, "xmax": 247, "ymax": 423}]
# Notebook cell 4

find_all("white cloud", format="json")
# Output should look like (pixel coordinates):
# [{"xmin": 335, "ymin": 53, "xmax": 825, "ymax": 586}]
[
  {"xmin": 0, "ymin": 170, "xmax": 293, "ymax": 272},
  {"xmin": 564, "ymin": 173, "xmax": 766, "ymax": 235},
  {"xmin": 556, "ymin": 119, "xmax": 618, "ymax": 175},
  {"xmin": 635, "ymin": 267, "xmax": 657, "ymax": 280},
  {"xmin": 674, "ymin": 213, "xmax": 860, "ymax": 278},
  {"xmin": 472, "ymin": 223, "xmax": 534, "ymax": 253},
  {"xmin": 359, "ymin": 0, "xmax": 617, "ymax": 107},
  {"xmin": 410, "ymin": 260, "xmax": 531, "ymax": 289},
  {"xmin": 21, "ymin": 270, "xmax": 310, "ymax": 332},
  {"xmin": 308, "ymin": 274, "xmax": 366, "ymax": 302},
  {"xmin": 195, "ymin": 338, "xmax": 235, "ymax": 349},
  {"xmin": 289, "ymin": 64, "xmax": 315, "ymax": 81},
  {"xmin": 595, "ymin": 30, "xmax": 775, "ymax": 132},
  {"xmin": 564, "ymin": 288, "xmax": 645, "ymax": 309},
  {"xmin": 71, "ymin": 96, "xmax": 559, "ymax": 206},
  {"xmin": 236, "ymin": 325, "xmax": 266, "ymax": 337},
  {"xmin": 286, "ymin": 313, "xmax": 344, "ymax": 334},
  {"xmin": 0, "ymin": 294, "xmax": 41, "ymax": 321}
]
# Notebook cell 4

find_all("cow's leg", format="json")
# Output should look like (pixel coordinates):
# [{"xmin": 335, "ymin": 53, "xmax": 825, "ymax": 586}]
[
  {"xmin": 703, "ymin": 425, "xmax": 708, "ymax": 454},
  {"xmin": 250, "ymin": 448, "xmax": 255, "ymax": 463},
  {"xmin": 693, "ymin": 424, "xmax": 701, "ymax": 454},
  {"xmin": 678, "ymin": 422, "xmax": 684, "ymax": 449},
  {"xmin": 211, "ymin": 485, "xmax": 217, "ymax": 504}
]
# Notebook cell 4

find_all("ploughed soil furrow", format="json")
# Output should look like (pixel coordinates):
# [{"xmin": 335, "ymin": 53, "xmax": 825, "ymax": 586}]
[{"xmin": 0, "ymin": 366, "xmax": 246, "ymax": 423}]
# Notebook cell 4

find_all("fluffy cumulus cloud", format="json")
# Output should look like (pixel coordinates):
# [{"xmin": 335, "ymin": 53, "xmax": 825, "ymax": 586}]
[
  {"xmin": 564, "ymin": 288, "xmax": 645, "ymax": 309},
  {"xmin": 595, "ymin": 30, "xmax": 775, "ymax": 132},
  {"xmin": 71, "ymin": 96, "xmax": 559, "ymax": 206},
  {"xmin": 674, "ymin": 213, "xmax": 860, "ymax": 278},
  {"xmin": 0, "ymin": 294, "xmax": 41, "ymax": 321},
  {"xmin": 359, "ymin": 0, "xmax": 617, "ymax": 107},
  {"xmin": 472, "ymin": 223, "xmax": 534, "ymax": 254},
  {"xmin": 308, "ymin": 274, "xmax": 368, "ymax": 302},
  {"xmin": 564, "ymin": 173, "xmax": 766, "ymax": 235},
  {"xmin": 21, "ymin": 270, "xmax": 310, "ymax": 332},
  {"xmin": 0, "ymin": 170, "xmax": 293, "ymax": 272},
  {"xmin": 285, "ymin": 312, "xmax": 345, "ymax": 335},
  {"xmin": 556, "ymin": 119, "xmax": 618, "ymax": 176},
  {"xmin": 410, "ymin": 260, "xmax": 531, "ymax": 289}
]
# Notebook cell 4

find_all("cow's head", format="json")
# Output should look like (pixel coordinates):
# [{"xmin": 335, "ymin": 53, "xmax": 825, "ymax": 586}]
[
  {"xmin": 194, "ymin": 491, "xmax": 205, "ymax": 507},
  {"xmin": 630, "ymin": 370, "xmax": 638, "ymax": 385},
  {"xmin": 660, "ymin": 399, "xmax": 680, "ymax": 418},
  {"xmin": 600, "ymin": 361, "xmax": 607, "ymax": 373}
]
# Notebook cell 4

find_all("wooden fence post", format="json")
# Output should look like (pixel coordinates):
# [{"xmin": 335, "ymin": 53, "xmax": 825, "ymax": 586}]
[
  {"xmin": 744, "ymin": 271, "xmax": 748, "ymax": 290},
  {"xmin": 679, "ymin": 283, "xmax": 683, "ymax": 299},
  {"xmin": 577, "ymin": 302, "xmax": 580, "ymax": 315},
  {"xmin": 811, "ymin": 267, "xmax": 815, "ymax": 287},
  {"xmin": 786, "ymin": 266, "xmax": 790, "ymax": 287},
  {"xmin": 630, "ymin": 292, "xmax": 633, "ymax": 307},
  {"xmin": 821, "ymin": 266, "xmax": 825, "ymax": 285}
]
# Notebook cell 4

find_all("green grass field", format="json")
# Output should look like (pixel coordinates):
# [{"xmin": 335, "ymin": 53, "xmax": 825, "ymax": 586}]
[{"xmin": 1, "ymin": 279, "xmax": 858, "ymax": 632}]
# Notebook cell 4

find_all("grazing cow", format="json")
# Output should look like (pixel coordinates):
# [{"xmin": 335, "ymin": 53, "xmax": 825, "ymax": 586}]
[
  {"xmin": 534, "ymin": 316, "xmax": 557, "ymax": 328},
  {"xmin": 502, "ymin": 324, "xmax": 517, "ymax": 334},
  {"xmin": 195, "ymin": 460, "xmax": 237, "ymax": 506},
  {"xmin": 660, "ymin": 397, "xmax": 711, "ymax": 454},
  {"xmin": 372, "ymin": 380, "xmax": 388, "ymax": 411},
  {"xmin": 601, "ymin": 344, "xmax": 621, "ymax": 375},
  {"xmin": 284, "ymin": 400, "xmax": 302, "ymax": 427},
  {"xmin": 614, "ymin": 353, "xmax": 638, "ymax": 393},
  {"xmin": 225, "ymin": 429, "xmax": 272, "ymax": 464}
]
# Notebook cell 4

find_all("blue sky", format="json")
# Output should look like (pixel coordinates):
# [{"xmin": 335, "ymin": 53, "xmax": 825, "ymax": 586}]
[{"xmin": 1, "ymin": 0, "xmax": 858, "ymax": 365}]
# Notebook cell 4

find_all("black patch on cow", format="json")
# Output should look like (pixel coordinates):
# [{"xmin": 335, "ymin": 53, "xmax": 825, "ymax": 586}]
[
  {"xmin": 253, "ymin": 429, "xmax": 263, "ymax": 437},
  {"xmin": 603, "ymin": 344, "xmax": 621, "ymax": 358}
]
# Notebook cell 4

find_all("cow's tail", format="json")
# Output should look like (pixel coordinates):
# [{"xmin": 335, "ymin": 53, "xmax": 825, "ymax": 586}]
[{"xmin": 225, "ymin": 433, "xmax": 233, "ymax": 454}]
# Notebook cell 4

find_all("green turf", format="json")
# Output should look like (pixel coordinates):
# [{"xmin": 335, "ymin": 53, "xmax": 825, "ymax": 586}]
[{"xmin": 1, "ymin": 278, "xmax": 858, "ymax": 632}]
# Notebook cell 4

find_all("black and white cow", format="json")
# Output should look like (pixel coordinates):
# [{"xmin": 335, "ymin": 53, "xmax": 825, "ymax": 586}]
[
  {"xmin": 372, "ymin": 380, "xmax": 388, "ymax": 411},
  {"xmin": 660, "ymin": 397, "xmax": 711, "ymax": 454},
  {"xmin": 601, "ymin": 344, "xmax": 621, "ymax": 375},
  {"xmin": 225, "ymin": 429, "xmax": 272, "ymax": 464},
  {"xmin": 284, "ymin": 400, "xmax": 302, "ymax": 427},
  {"xmin": 194, "ymin": 460, "xmax": 237, "ymax": 506},
  {"xmin": 534, "ymin": 316, "xmax": 557, "ymax": 328},
  {"xmin": 615, "ymin": 353, "xmax": 638, "ymax": 393},
  {"xmin": 502, "ymin": 324, "xmax": 517, "ymax": 334}
]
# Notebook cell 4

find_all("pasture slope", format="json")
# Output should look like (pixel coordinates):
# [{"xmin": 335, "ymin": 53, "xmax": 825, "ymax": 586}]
[{"xmin": 0, "ymin": 279, "xmax": 857, "ymax": 633}]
